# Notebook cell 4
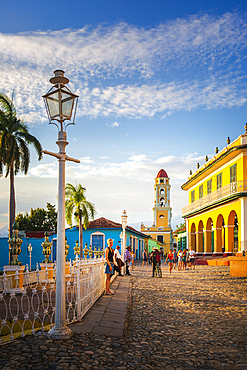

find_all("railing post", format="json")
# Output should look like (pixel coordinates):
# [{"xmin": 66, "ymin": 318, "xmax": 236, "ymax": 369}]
[{"xmin": 76, "ymin": 258, "xmax": 81, "ymax": 320}]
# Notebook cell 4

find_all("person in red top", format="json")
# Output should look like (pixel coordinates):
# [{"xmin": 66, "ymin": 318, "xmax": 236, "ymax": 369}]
[{"xmin": 165, "ymin": 249, "xmax": 174, "ymax": 275}]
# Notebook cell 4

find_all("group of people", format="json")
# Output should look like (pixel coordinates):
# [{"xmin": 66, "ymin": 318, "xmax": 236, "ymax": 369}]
[
  {"xmin": 164, "ymin": 247, "xmax": 196, "ymax": 274},
  {"xmin": 104, "ymin": 238, "xmax": 135, "ymax": 295},
  {"xmin": 143, "ymin": 246, "xmax": 196, "ymax": 276},
  {"xmin": 104, "ymin": 239, "xmax": 197, "ymax": 294}
]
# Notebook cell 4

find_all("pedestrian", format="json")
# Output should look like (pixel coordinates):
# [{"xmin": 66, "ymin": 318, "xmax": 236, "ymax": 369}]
[
  {"xmin": 114, "ymin": 245, "xmax": 124, "ymax": 276},
  {"xmin": 173, "ymin": 248, "xmax": 177, "ymax": 269},
  {"xmin": 131, "ymin": 251, "xmax": 135, "ymax": 269},
  {"xmin": 148, "ymin": 252, "xmax": 151, "ymax": 265},
  {"xmin": 151, "ymin": 248, "xmax": 161, "ymax": 277},
  {"xmin": 182, "ymin": 249, "xmax": 187, "ymax": 270},
  {"xmin": 104, "ymin": 239, "xmax": 114, "ymax": 295},
  {"xmin": 178, "ymin": 249, "xmax": 183, "ymax": 271},
  {"xmin": 165, "ymin": 249, "xmax": 174, "ymax": 274},
  {"xmin": 124, "ymin": 246, "xmax": 132, "ymax": 275},
  {"xmin": 186, "ymin": 248, "xmax": 190, "ymax": 269},
  {"xmin": 143, "ymin": 249, "xmax": 148, "ymax": 267},
  {"xmin": 189, "ymin": 246, "xmax": 196, "ymax": 270}
]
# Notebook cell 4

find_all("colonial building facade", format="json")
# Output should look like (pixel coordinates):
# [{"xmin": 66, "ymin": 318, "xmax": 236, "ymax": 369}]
[
  {"xmin": 141, "ymin": 169, "xmax": 172, "ymax": 255},
  {"xmin": 181, "ymin": 126, "xmax": 247, "ymax": 256}
]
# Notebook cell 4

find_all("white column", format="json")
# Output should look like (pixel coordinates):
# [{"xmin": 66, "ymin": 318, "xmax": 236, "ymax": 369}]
[
  {"xmin": 186, "ymin": 218, "xmax": 189, "ymax": 250},
  {"xmin": 49, "ymin": 132, "xmax": 72, "ymax": 339},
  {"xmin": 241, "ymin": 197, "xmax": 247, "ymax": 250}
]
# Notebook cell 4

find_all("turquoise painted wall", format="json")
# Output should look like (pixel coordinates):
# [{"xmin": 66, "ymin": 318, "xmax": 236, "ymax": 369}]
[{"xmin": 0, "ymin": 226, "xmax": 146, "ymax": 271}]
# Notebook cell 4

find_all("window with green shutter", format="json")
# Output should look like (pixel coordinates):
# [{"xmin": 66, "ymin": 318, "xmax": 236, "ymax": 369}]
[
  {"xmin": 217, "ymin": 173, "xmax": 222, "ymax": 189},
  {"xmin": 207, "ymin": 179, "xmax": 212, "ymax": 194},
  {"xmin": 199, "ymin": 184, "xmax": 203, "ymax": 199},
  {"xmin": 191, "ymin": 190, "xmax": 195, "ymax": 203},
  {"xmin": 230, "ymin": 164, "xmax": 237, "ymax": 183}
]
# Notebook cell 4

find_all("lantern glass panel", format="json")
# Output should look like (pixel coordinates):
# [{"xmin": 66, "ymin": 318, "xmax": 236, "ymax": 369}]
[
  {"xmin": 46, "ymin": 88, "xmax": 60, "ymax": 119},
  {"xmin": 61, "ymin": 90, "xmax": 74, "ymax": 119}
]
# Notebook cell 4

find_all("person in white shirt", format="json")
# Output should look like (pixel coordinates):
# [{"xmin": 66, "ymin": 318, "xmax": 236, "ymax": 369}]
[
  {"xmin": 114, "ymin": 245, "xmax": 124, "ymax": 276},
  {"xmin": 189, "ymin": 247, "xmax": 196, "ymax": 270},
  {"xmin": 178, "ymin": 249, "xmax": 183, "ymax": 271}
]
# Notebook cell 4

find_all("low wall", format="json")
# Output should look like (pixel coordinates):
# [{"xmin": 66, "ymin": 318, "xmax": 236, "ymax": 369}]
[{"xmin": 228, "ymin": 256, "xmax": 247, "ymax": 277}]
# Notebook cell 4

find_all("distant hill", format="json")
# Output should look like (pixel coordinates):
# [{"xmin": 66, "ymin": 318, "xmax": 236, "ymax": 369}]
[{"xmin": 0, "ymin": 225, "xmax": 8, "ymax": 237}]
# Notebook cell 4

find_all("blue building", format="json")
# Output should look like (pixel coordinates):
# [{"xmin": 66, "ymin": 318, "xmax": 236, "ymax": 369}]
[
  {"xmin": 51, "ymin": 217, "xmax": 147, "ymax": 261},
  {"xmin": 0, "ymin": 217, "xmax": 150, "ymax": 271}
]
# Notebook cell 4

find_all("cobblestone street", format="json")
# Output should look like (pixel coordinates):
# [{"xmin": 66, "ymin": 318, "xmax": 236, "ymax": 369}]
[{"xmin": 0, "ymin": 264, "xmax": 247, "ymax": 370}]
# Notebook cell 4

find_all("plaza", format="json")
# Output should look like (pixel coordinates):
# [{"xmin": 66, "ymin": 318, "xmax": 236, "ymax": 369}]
[
  {"xmin": 1, "ymin": 2, "xmax": 247, "ymax": 368},
  {"xmin": 0, "ymin": 263, "xmax": 246, "ymax": 369}
]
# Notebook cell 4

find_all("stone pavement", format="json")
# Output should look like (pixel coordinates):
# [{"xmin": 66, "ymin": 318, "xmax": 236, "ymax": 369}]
[
  {"xmin": 0, "ymin": 263, "xmax": 247, "ymax": 370},
  {"xmin": 70, "ymin": 275, "xmax": 130, "ymax": 337}
]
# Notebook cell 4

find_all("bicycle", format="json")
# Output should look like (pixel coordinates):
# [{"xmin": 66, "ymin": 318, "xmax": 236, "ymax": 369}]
[{"xmin": 154, "ymin": 263, "xmax": 162, "ymax": 278}]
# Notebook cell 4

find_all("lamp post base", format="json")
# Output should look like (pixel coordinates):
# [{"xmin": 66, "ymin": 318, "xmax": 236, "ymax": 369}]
[{"xmin": 48, "ymin": 325, "xmax": 73, "ymax": 339}]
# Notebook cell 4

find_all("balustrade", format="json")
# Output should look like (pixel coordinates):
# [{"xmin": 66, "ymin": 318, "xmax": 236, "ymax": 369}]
[
  {"xmin": 0, "ymin": 252, "xmax": 114, "ymax": 344},
  {"xmin": 182, "ymin": 180, "xmax": 247, "ymax": 216}
]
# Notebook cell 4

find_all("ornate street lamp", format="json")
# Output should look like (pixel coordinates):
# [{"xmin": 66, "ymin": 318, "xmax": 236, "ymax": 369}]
[
  {"xmin": 27, "ymin": 243, "xmax": 32, "ymax": 271},
  {"xmin": 121, "ymin": 210, "xmax": 128, "ymax": 263},
  {"xmin": 43, "ymin": 70, "xmax": 80, "ymax": 339}
]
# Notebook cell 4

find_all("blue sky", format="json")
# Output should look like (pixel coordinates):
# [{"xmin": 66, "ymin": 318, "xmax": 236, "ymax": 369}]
[{"xmin": 0, "ymin": 0, "xmax": 247, "ymax": 233}]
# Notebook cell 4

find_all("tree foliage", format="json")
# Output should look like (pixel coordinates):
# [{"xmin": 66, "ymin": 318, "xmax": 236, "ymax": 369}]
[
  {"xmin": 15, "ymin": 203, "xmax": 57, "ymax": 232},
  {"xmin": 0, "ymin": 93, "xmax": 42, "ymax": 236},
  {"xmin": 65, "ymin": 183, "xmax": 96, "ymax": 253}
]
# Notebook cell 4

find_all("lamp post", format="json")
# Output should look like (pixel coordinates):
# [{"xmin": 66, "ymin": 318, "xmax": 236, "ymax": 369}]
[
  {"xmin": 43, "ymin": 70, "xmax": 80, "ymax": 339},
  {"xmin": 121, "ymin": 210, "xmax": 128, "ymax": 263},
  {"xmin": 27, "ymin": 243, "xmax": 32, "ymax": 270}
]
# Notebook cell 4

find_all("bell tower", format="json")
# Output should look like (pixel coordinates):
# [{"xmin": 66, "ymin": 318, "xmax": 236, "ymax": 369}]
[
  {"xmin": 140, "ymin": 169, "xmax": 173, "ymax": 253},
  {"xmin": 153, "ymin": 169, "xmax": 172, "ymax": 228}
]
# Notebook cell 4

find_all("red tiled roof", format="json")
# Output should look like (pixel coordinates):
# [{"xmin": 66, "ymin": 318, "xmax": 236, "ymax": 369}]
[
  {"xmin": 88, "ymin": 217, "xmax": 122, "ymax": 229},
  {"xmin": 156, "ymin": 169, "xmax": 168, "ymax": 178},
  {"xmin": 173, "ymin": 226, "xmax": 186, "ymax": 234},
  {"xmin": 25, "ymin": 231, "xmax": 56, "ymax": 238}
]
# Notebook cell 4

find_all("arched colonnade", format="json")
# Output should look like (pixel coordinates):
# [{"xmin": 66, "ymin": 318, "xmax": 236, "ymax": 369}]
[{"xmin": 188, "ymin": 210, "xmax": 238, "ymax": 255}]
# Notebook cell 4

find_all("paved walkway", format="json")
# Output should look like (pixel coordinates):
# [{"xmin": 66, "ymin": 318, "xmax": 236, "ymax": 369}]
[
  {"xmin": 70, "ymin": 275, "xmax": 130, "ymax": 337},
  {"xmin": 1, "ymin": 263, "xmax": 247, "ymax": 370}
]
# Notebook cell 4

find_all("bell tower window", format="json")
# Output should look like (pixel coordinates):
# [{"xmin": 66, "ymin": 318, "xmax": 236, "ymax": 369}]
[{"xmin": 160, "ymin": 197, "xmax": 165, "ymax": 207}]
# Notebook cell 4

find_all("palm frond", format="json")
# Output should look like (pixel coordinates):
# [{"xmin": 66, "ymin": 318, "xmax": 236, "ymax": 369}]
[{"xmin": 17, "ymin": 137, "xmax": 30, "ymax": 174}]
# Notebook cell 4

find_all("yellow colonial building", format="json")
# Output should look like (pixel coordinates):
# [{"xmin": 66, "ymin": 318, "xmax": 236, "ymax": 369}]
[
  {"xmin": 181, "ymin": 126, "xmax": 247, "ymax": 256},
  {"xmin": 141, "ymin": 169, "xmax": 172, "ymax": 255}
]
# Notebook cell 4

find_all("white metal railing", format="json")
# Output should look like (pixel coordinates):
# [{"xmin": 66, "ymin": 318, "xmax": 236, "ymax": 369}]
[
  {"xmin": 0, "ymin": 257, "xmax": 116, "ymax": 344},
  {"xmin": 182, "ymin": 180, "xmax": 247, "ymax": 216}
]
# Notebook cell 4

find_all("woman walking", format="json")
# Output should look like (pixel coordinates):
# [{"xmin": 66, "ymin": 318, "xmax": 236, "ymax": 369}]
[
  {"xmin": 166, "ymin": 249, "xmax": 174, "ymax": 275},
  {"xmin": 182, "ymin": 249, "xmax": 187, "ymax": 270},
  {"xmin": 104, "ymin": 239, "xmax": 114, "ymax": 295},
  {"xmin": 178, "ymin": 249, "xmax": 183, "ymax": 271}
]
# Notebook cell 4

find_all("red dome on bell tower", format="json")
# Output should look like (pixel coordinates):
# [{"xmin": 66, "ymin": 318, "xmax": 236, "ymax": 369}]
[{"xmin": 156, "ymin": 169, "xmax": 168, "ymax": 178}]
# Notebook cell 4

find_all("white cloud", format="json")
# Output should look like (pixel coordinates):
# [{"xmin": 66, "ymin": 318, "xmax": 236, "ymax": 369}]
[
  {"xmin": 0, "ymin": 12, "xmax": 246, "ymax": 123},
  {"xmin": 106, "ymin": 121, "xmax": 120, "ymax": 127},
  {"xmin": 99, "ymin": 156, "xmax": 109, "ymax": 159},
  {"xmin": 26, "ymin": 151, "xmax": 201, "ymax": 211},
  {"xmin": 79, "ymin": 156, "xmax": 95, "ymax": 164},
  {"xmin": 0, "ymin": 151, "xmax": 207, "ymax": 229},
  {"xmin": 29, "ymin": 162, "xmax": 58, "ymax": 178}
]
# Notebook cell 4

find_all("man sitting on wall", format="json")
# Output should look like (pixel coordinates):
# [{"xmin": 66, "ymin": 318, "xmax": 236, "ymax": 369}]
[{"xmin": 114, "ymin": 245, "xmax": 124, "ymax": 276}]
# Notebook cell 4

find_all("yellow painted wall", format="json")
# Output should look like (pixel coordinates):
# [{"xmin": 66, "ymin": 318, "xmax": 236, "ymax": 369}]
[
  {"xmin": 156, "ymin": 210, "xmax": 168, "ymax": 227},
  {"xmin": 187, "ymin": 199, "xmax": 241, "ymax": 253},
  {"xmin": 188, "ymin": 154, "xmax": 244, "ymax": 203}
]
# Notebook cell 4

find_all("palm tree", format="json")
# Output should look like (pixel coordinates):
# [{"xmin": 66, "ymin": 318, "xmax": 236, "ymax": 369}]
[
  {"xmin": 65, "ymin": 183, "xmax": 96, "ymax": 257},
  {"xmin": 0, "ymin": 93, "xmax": 42, "ymax": 237}
]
